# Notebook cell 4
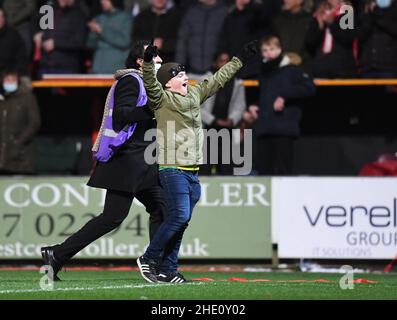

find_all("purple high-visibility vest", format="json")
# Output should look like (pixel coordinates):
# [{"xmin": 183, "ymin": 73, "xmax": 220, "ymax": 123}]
[{"xmin": 94, "ymin": 72, "xmax": 148, "ymax": 162}]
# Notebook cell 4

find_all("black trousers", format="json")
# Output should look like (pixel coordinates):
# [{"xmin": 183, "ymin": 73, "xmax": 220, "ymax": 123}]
[
  {"xmin": 255, "ymin": 136, "xmax": 295, "ymax": 175},
  {"xmin": 53, "ymin": 186, "xmax": 167, "ymax": 263}
]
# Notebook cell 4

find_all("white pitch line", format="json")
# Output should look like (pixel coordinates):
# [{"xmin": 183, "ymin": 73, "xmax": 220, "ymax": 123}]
[{"xmin": 0, "ymin": 282, "xmax": 204, "ymax": 295}]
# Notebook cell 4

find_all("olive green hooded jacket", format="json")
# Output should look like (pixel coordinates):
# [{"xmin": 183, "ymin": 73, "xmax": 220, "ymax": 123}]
[{"xmin": 143, "ymin": 57, "xmax": 243, "ymax": 166}]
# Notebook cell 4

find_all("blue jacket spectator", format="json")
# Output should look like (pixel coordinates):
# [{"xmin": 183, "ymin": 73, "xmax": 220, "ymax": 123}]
[{"xmin": 87, "ymin": 0, "xmax": 132, "ymax": 74}]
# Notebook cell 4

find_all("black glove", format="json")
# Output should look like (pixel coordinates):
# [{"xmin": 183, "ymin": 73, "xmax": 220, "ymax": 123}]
[
  {"xmin": 236, "ymin": 40, "xmax": 259, "ymax": 64},
  {"xmin": 143, "ymin": 39, "xmax": 159, "ymax": 63}
]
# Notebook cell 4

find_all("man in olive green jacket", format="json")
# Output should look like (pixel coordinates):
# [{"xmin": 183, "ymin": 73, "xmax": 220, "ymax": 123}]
[{"xmin": 136, "ymin": 40, "xmax": 259, "ymax": 284}]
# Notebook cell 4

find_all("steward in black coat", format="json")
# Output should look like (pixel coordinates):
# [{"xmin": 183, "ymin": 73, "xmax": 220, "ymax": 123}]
[
  {"xmin": 42, "ymin": 45, "xmax": 168, "ymax": 274},
  {"xmin": 88, "ymin": 69, "xmax": 159, "ymax": 194}
]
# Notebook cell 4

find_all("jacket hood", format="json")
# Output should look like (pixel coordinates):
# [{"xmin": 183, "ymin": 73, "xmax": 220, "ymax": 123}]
[
  {"xmin": 284, "ymin": 52, "xmax": 302, "ymax": 66},
  {"xmin": 114, "ymin": 68, "xmax": 142, "ymax": 80}
]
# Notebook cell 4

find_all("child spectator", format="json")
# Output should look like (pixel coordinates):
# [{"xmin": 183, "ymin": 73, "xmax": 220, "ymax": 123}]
[
  {"xmin": 87, "ymin": 0, "xmax": 131, "ymax": 74},
  {"xmin": 255, "ymin": 36, "xmax": 315, "ymax": 175}
]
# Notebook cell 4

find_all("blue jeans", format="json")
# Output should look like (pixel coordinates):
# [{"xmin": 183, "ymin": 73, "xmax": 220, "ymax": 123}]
[{"xmin": 143, "ymin": 169, "xmax": 201, "ymax": 274}]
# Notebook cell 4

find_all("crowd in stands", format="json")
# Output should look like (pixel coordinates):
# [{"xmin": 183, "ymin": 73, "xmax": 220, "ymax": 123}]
[
  {"xmin": 0, "ymin": 0, "xmax": 396, "ymax": 79},
  {"xmin": 0, "ymin": 0, "xmax": 396, "ymax": 175}
]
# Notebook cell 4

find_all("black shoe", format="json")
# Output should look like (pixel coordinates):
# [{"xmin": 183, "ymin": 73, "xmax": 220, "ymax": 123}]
[
  {"xmin": 136, "ymin": 256, "xmax": 158, "ymax": 283},
  {"xmin": 157, "ymin": 272, "xmax": 190, "ymax": 284},
  {"xmin": 41, "ymin": 247, "xmax": 62, "ymax": 282}
]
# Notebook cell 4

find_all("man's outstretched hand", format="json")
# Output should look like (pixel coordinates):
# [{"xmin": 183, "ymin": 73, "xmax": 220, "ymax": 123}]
[
  {"xmin": 236, "ymin": 40, "xmax": 259, "ymax": 64},
  {"xmin": 144, "ymin": 39, "xmax": 159, "ymax": 63}
]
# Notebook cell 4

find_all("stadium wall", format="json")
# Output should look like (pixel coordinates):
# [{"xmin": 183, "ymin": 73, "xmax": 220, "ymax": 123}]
[{"xmin": 0, "ymin": 176, "xmax": 396, "ymax": 261}]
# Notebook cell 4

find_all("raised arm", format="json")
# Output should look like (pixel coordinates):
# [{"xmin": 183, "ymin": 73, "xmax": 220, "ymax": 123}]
[
  {"xmin": 142, "ymin": 43, "xmax": 165, "ymax": 111},
  {"xmin": 192, "ymin": 40, "xmax": 259, "ymax": 104},
  {"xmin": 191, "ymin": 57, "xmax": 243, "ymax": 104}
]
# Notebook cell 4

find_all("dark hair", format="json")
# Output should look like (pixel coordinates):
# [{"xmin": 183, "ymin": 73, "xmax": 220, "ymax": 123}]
[
  {"xmin": 0, "ymin": 69, "xmax": 19, "ymax": 94},
  {"xmin": 125, "ymin": 40, "xmax": 151, "ymax": 69},
  {"xmin": 1, "ymin": 69, "xmax": 19, "ymax": 79}
]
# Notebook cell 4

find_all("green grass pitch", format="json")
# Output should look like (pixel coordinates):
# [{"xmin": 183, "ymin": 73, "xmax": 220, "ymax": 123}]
[{"xmin": 0, "ymin": 270, "xmax": 396, "ymax": 300}]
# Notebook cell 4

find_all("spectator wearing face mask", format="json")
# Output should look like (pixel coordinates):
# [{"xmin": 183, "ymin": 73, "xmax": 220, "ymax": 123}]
[
  {"xmin": 358, "ymin": 0, "xmax": 397, "ymax": 78},
  {"xmin": 0, "ymin": 70, "xmax": 41, "ymax": 174},
  {"xmin": 87, "ymin": 0, "xmax": 132, "ymax": 74}
]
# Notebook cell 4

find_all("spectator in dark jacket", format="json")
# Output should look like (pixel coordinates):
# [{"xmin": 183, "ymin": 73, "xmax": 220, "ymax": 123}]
[
  {"xmin": 358, "ymin": 0, "xmax": 397, "ymax": 77},
  {"xmin": 34, "ymin": 0, "xmax": 87, "ymax": 76},
  {"xmin": 218, "ymin": 0, "xmax": 276, "ymax": 79},
  {"xmin": 132, "ymin": 0, "xmax": 182, "ymax": 63},
  {"xmin": 0, "ymin": 9, "xmax": 29, "ymax": 76},
  {"xmin": 305, "ymin": 0, "xmax": 357, "ymax": 78},
  {"xmin": 0, "ymin": 70, "xmax": 41, "ymax": 174},
  {"xmin": 2, "ymin": 0, "xmax": 36, "ymax": 56},
  {"xmin": 254, "ymin": 36, "xmax": 315, "ymax": 175},
  {"xmin": 175, "ymin": 0, "xmax": 228, "ymax": 76},
  {"xmin": 124, "ymin": 0, "xmax": 150, "ymax": 16},
  {"xmin": 271, "ymin": 0, "xmax": 312, "ymax": 68}
]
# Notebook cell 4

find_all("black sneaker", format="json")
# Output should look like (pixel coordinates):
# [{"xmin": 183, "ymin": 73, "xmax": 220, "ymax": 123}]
[
  {"xmin": 41, "ymin": 246, "xmax": 62, "ymax": 282},
  {"xmin": 157, "ymin": 272, "xmax": 190, "ymax": 284},
  {"xmin": 136, "ymin": 256, "xmax": 158, "ymax": 283}
]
